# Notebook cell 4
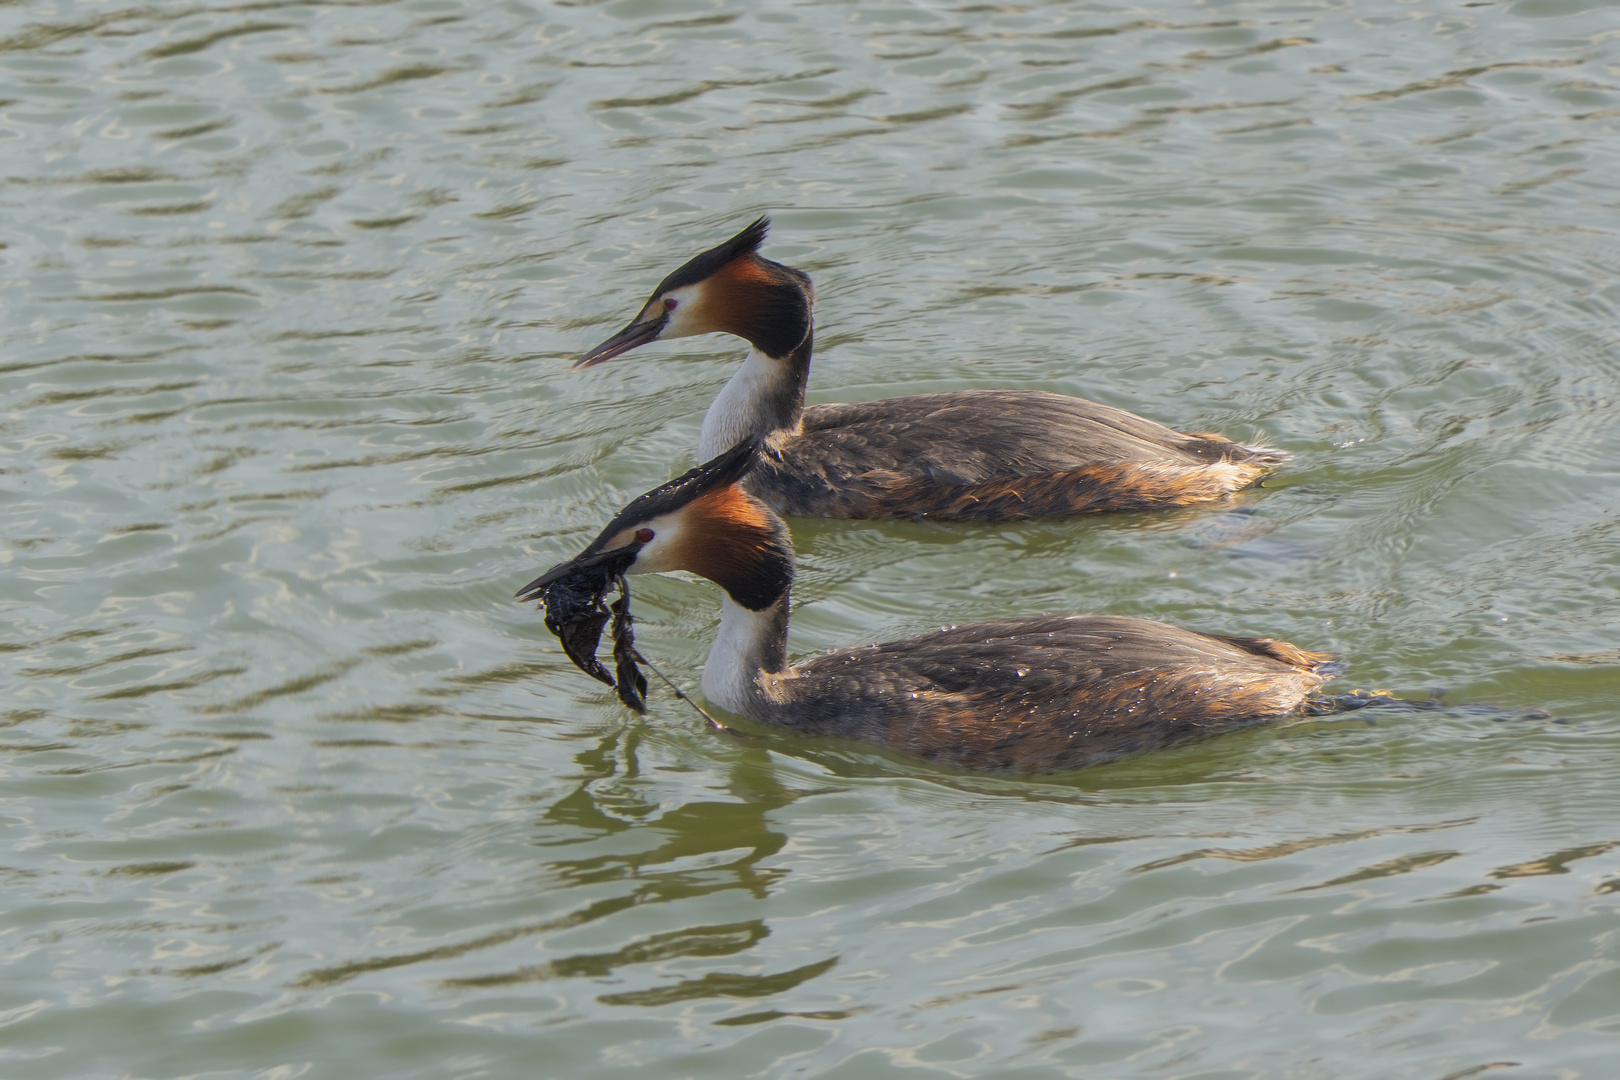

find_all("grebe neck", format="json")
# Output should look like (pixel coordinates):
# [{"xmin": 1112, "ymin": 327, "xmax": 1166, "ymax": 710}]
[
  {"xmin": 700, "ymin": 593, "xmax": 791, "ymax": 722},
  {"xmin": 697, "ymin": 327, "xmax": 813, "ymax": 458}
]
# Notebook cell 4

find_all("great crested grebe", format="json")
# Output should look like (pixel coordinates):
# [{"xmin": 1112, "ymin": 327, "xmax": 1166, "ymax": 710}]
[
  {"xmin": 518, "ymin": 441, "xmax": 1344, "ymax": 773},
  {"xmin": 573, "ymin": 217, "xmax": 1286, "ymax": 522}
]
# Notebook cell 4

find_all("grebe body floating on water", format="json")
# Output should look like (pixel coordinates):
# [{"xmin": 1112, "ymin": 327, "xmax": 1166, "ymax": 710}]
[
  {"xmin": 574, "ymin": 217, "xmax": 1286, "ymax": 522},
  {"xmin": 519, "ymin": 442, "xmax": 1342, "ymax": 774}
]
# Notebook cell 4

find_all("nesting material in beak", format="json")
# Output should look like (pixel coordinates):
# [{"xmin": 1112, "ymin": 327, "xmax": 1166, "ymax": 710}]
[{"xmin": 518, "ymin": 550, "xmax": 647, "ymax": 711}]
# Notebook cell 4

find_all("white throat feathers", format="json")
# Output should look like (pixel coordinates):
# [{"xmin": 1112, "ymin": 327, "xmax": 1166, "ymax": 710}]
[
  {"xmin": 700, "ymin": 593, "xmax": 791, "ymax": 719},
  {"xmin": 696, "ymin": 318, "xmax": 815, "ymax": 458},
  {"xmin": 700, "ymin": 348, "xmax": 792, "ymax": 458}
]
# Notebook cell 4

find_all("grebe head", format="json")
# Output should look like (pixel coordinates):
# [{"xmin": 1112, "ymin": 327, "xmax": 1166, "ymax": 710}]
[
  {"xmin": 573, "ymin": 216, "xmax": 813, "ymax": 369},
  {"xmin": 517, "ymin": 440, "xmax": 793, "ymax": 614}
]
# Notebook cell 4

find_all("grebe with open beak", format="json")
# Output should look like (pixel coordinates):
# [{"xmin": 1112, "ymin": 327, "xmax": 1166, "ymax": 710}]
[
  {"xmin": 573, "ymin": 217, "xmax": 1285, "ymax": 522},
  {"xmin": 519, "ymin": 442, "xmax": 1343, "ymax": 774}
]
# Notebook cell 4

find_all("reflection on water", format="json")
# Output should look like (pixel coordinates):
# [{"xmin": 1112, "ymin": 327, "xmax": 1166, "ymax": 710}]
[
  {"xmin": 3, "ymin": 0, "xmax": 1620, "ymax": 1076},
  {"xmin": 290, "ymin": 733, "xmax": 800, "ymax": 997}
]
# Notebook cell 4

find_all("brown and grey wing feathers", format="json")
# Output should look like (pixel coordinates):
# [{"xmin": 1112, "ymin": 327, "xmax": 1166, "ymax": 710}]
[
  {"xmin": 757, "ymin": 390, "xmax": 1280, "ymax": 519},
  {"xmin": 777, "ymin": 615, "xmax": 1333, "ymax": 771},
  {"xmin": 797, "ymin": 390, "xmax": 1266, "ymax": 474}
]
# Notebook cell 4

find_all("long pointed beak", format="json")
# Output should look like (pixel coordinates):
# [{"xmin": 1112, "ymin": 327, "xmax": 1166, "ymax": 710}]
[
  {"xmin": 514, "ymin": 550, "xmax": 610, "ymax": 603},
  {"xmin": 572, "ymin": 313, "xmax": 669, "ymax": 370},
  {"xmin": 515, "ymin": 542, "xmax": 643, "ymax": 604},
  {"xmin": 515, "ymin": 559, "xmax": 580, "ymax": 604}
]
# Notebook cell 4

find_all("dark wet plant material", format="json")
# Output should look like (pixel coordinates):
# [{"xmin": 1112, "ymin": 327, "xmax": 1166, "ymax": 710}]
[
  {"xmin": 518, "ymin": 553, "xmax": 646, "ymax": 712},
  {"xmin": 610, "ymin": 589, "xmax": 647, "ymax": 712}
]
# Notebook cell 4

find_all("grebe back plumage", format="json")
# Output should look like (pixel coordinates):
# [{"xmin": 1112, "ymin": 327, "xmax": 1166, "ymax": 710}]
[
  {"xmin": 519, "ymin": 442, "xmax": 1339, "ymax": 774},
  {"xmin": 573, "ymin": 217, "xmax": 1285, "ymax": 522}
]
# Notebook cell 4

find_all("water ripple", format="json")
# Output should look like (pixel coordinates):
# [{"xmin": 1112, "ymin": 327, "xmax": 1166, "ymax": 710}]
[{"xmin": 2, "ymin": 0, "xmax": 1619, "ymax": 1075}]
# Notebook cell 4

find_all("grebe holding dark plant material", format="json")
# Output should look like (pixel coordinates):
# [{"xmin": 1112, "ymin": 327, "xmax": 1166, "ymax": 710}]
[
  {"xmin": 519, "ymin": 442, "xmax": 1344, "ymax": 774},
  {"xmin": 572, "ymin": 217, "xmax": 1285, "ymax": 522}
]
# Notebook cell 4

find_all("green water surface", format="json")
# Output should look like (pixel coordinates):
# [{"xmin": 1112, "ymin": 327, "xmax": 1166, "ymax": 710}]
[{"xmin": 3, "ymin": 1, "xmax": 1620, "ymax": 1077}]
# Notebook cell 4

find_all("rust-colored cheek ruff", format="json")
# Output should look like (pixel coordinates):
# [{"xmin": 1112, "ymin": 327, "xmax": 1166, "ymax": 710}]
[
  {"xmin": 701, "ymin": 256, "xmax": 812, "ymax": 360},
  {"xmin": 721, "ymin": 255, "xmax": 780, "ymax": 287},
  {"xmin": 674, "ymin": 485, "xmax": 792, "ymax": 610}
]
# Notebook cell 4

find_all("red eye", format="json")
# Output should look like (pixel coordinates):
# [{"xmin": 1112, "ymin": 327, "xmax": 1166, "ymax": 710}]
[
  {"xmin": 635, "ymin": 528, "xmax": 654, "ymax": 543},
  {"xmin": 663, "ymin": 298, "xmax": 678, "ymax": 312}
]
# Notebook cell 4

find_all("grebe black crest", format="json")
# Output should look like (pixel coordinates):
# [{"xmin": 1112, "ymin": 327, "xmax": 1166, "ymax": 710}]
[
  {"xmin": 572, "ymin": 217, "xmax": 1287, "ymax": 522},
  {"xmin": 521, "ymin": 444, "xmax": 1342, "ymax": 775}
]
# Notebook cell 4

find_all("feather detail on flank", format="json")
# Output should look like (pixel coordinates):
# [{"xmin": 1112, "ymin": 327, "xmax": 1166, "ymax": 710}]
[{"xmin": 757, "ymin": 456, "xmax": 1272, "ymax": 521}]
